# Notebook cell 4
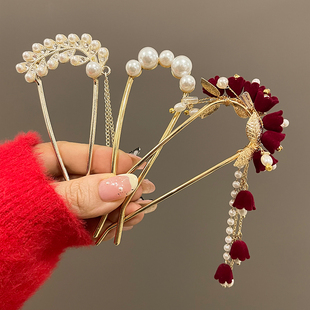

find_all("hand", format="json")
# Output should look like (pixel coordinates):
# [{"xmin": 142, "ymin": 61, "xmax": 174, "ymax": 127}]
[{"xmin": 34, "ymin": 141, "xmax": 156, "ymax": 241}]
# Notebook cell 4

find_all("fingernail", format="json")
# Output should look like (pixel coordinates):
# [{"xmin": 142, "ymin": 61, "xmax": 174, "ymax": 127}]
[
  {"xmin": 128, "ymin": 147, "xmax": 141, "ymax": 156},
  {"xmin": 141, "ymin": 179, "xmax": 156, "ymax": 194},
  {"xmin": 137, "ymin": 198, "xmax": 157, "ymax": 214},
  {"xmin": 99, "ymin": 174, "xmax": 138, "ymax": 201}
]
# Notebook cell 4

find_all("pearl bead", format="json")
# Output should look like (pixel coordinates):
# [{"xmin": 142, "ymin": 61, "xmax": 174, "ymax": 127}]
[
  {"xmin": 281, "ymin": 119, "xmax": 289, "ymax": 128},
  {"xmin": 252, "ymin": 78, "xmax": 260, "ymax": 84},
  {"xmin": 37, "ymin": 65, "xmax": 48, "ymax": 77},
  {"xmin": 216, "ymin": 77, "xmax": 228, "ymax": 89},
  {"xmin": 55, "ymin": 34, "xmax": 67, "ymax": 44},
  {"xmin": 179, "ymin": 75, "xmax": 196, "ymax": 93},
  {"xmin": 232, "ymin": 181, "xmax": 240, "ymax": 189},
  {"xmin": 261, "ymin": 153, "xmax": 273, "ymax": 166},
  {"xmin": 226, "ymin": 227, "xmax": 233, "ymax": 235},
  {"xmin": 125, "ymin": 59, "xmax": 142, "ymax": 77},
  {"xmin": 234, "ymin": 170, "xmax": 243, "ymax": 179},
  {"xmin": 70, "ymin": 56, "xmax": 81, "ymax": 66},
  {"xmin": 229, "ymin": 209, "xmax": 236, "ymax": 217},
  {"xmin": 98, "ymin": 47, "xmax": 109, "ymax": 59},
  {"xmin": 238, "ymin": 208, "xmax": 247, "ymax": 217},
  {"xmin": 59, "ymin": 52, "xmax": 70, "ymax": 63},
  {"xmin": 159, "ymin": 50, "xmax": 174, "ymax": 68},
  {"xmin": 189, "ymin": 108, "xmax": 199, "ymax": 116},
  {"xmin": 43, "ymin": 39, "xmax": 55, "ymax": 49},
  {"xmin": 47, "ymin": 58, "xmax": 59, "ymax": 70},
  {"xmin": 227, "ymin": 218, "xmax": 234, "ymax": 226},
  {"xmin": 68, "ymin": 33, "xmax": 79, "ymax": 43},
  {"xmin": 174, "ymin": 102, "xmax": 187, "ymax": 112},
  {"xmin": 32, "ymin": 43, "xmax": 44, "ymax": 53},
  {"xmin": 227, "ymin": 280, "xmax": 234, "ymax": 288},
  {"xmin": 171, "ymin": 55, "xmax": 192, "ymax": 78},
  {"xmin": 272, "ymin": 164, "xmax": 277, "ymax": 170},
  {"xmin": 229, "ymin": 199, "xmax": 235, "ymax": 207},
  {"xmin": 231, "ymin": 190, "xmax": 238, "ymax": 198},
  {"xmin": 223, "ymin": 252, "xmax": 230, "ymax": 261},
  {"xmin": 235, "ymin": 259, "xmax": 242, "ymax": 265},
  {"xmin": 22, "ymin": 51, "xmax": 35, "ymax": 62},
  {"xmin": 89, "ymin": 40, "xmax": 101, "ymax": 52},
  {"xmin": 16, "ymin": 63, "xmax": 27, "ymax": 73},
  {"xmin": 224, "ymin": 244, "xmax": 231, "ymax": 252},
  {"xmin": 81, "ymin": 34, "xmax": 92, "ymax": 44},
  {"xmin": 138, "ymin": 47, "xmax": 158, "ymax": 70},
  {"xmin": 86, "ymin": 61, "xmax": 102, "ymax": 79},
  {"xmin": 25, "ymin": 71, "xmax": 36, "ymax": 83},
  {"xmin": 225, "ymin": 236, "xmax": 232, "ymax": 243}
]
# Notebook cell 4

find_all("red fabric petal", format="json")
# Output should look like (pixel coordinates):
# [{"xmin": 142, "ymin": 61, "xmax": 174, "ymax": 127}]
[
  {"xmin": 263, "ymin": 110, "xmax": 283, "ymax": 132},
  {"xmin": 253, "ymin": 151, "xmax": 265, "ymax": 173},
  {"xmin": 226, "ymin": 76, "xmax": 245, "ymax": 97},
  {"xmin": 243, "ymin": 81, "xmax": 260, "ymax": 101},
  {"xmin": 261, "ymin": 131, "xmax": 286, "ymax": 154},
  {"xmin": 214, "ymin": 263, "xmax": 233, "ymax": 284},
  {"xmin": 233, "ymin": 190, "xmax": 256, "ymax": 211},
  {"xmin": 254, "ymin": 91, "xmax": 279, "ymax": 113},
  {"xmin": 202, "ymin": 75, "xmax": 224, "ymax": 97},
  {"xmin": 271, "ymin": 154, "xmax": 278, "ymax": 165},
  {"xmin": 230, "ymin": 240, "xmax": 250, "ymax": 261}
]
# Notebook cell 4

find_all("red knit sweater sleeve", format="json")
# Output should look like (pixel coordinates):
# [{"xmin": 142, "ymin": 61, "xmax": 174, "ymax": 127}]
[{"xmin": 0, "ymin": 133, "xmax": 92, "ymax": 310}]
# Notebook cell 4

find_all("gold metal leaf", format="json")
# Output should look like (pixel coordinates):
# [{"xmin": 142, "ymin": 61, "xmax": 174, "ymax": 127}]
[
  {"xmin": 233, "ymin": 104, "xmax": 248, "ymax": 118},
  {"xmin": 201, "ymin": 77, "xmax": 220, "ymax": 97},
  {"xmin": 200, "ymin": 104, "xmax": 220, "ymax": 119},
  {"xmin": 246, "ymin": 112, "xmax": 262, "ymax": 143},
  {"xmin": 234, "ymin": 146, "xmax": 254, "ymax": 168}
]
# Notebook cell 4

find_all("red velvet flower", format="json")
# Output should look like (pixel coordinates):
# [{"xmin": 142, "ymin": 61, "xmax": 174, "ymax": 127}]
[
  {"xmin": 261, "ymin": 131, "xmax": 286, "ymax": 154},
  {"xmin": 254, "ymin": 91, "xmax": 279, "ymax": 113},
  {"xmin": 263, "ymin": 110, "xmax": 283, "ymax": 132},
  {"xmin": 253, "ymin": 151, "xmax": 278, "ymax": 173},
  {"xmin": 202, "ymin": 75, "xmax": 225, "ymax": 97},
  {"xmin": 226, "ymin": 76, "xmax": 245, "ymax": 97},
  {"xmin": 243, "ymin": 81, "xmax": 261, "ymax": 101},
  {"xmin": 230, "ymin": 240, "xmax": 250, "ymax": 261},
  {"xmin": 214, "ymin": 263, "xmax": 233, "ymax": 284},
  {"xmin": 233, "ymin": 190, "xmax": 256, "ymax": 211}
]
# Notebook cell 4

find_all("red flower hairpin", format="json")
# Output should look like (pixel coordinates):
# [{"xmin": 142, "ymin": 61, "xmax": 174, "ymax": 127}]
[{"xmin": 200, "ymin": 75, "xmax": 289, "ymax": 287}]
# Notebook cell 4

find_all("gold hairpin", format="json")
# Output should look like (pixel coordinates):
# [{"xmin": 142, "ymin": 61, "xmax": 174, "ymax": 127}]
[
  {"xmin": 95, "ymin": 74, "xmax": 289, "ymax": 288},
  {"xmin": 93, "ymin": 48, "xmax": 197, "ymax": 243},
  {"xmin": 16, "ymin": 33, "xmax": 113, "ymax": 179}
]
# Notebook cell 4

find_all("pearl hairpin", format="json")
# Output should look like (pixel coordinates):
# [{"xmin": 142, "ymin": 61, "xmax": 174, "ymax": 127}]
[
  {"xmin": 16, "ymin": 34, "xmax": 112, "ymax": 180},
  {"xmin": 94, "ymin": 47, "xmax": 197, "ymax": 242}
]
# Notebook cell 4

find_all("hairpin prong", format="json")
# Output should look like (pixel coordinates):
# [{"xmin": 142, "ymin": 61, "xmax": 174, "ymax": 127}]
[
  {"xmin": 95, "ymin": 152, "xmax": 240, "ymax": 245},
  {"xmin": 36, "ymin": 77, "xmax": 70, "ymax": 181},
  {"xmin": 112, "ymin": 111, "xmax": 181, "ymax": 245}
]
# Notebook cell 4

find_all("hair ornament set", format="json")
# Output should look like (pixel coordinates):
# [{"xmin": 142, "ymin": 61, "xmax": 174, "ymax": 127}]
[{"xmin": 16, "ymin": 33, "xmax": 289, "ymax": 287}]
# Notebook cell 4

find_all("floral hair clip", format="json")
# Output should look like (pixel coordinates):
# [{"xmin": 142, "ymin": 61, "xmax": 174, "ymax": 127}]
[
  {"xmin": 16, "ymin": 33, "xmax": 114, "ymax": 180},
  {"xmin": 95, "ymin": 71, "xmax": 288, "ymax": 287}
]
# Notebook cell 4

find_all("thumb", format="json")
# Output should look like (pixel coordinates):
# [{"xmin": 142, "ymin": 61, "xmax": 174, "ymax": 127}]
[{"xmin": 54, "ymin": 173, "xmax": 138, "ymax": 219}]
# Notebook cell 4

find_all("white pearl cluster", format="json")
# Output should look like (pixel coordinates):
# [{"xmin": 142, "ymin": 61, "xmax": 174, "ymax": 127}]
[
  {"xmin": 125, "ymin": 47, "xmax": 195, "ymax": 94},
  {"xmin": 16, "ymin": 33, "xmax": 109, "ymax": 83}
]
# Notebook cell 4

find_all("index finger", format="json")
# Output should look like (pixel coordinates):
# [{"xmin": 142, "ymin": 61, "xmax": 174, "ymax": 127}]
[{"xmin": 34, "ymin": 141, "xmax": 142, "ymax": 177}]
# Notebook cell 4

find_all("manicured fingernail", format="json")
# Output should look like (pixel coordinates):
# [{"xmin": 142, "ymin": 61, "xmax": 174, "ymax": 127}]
[
  {"xmin": 128, "ymin": 147, "xmax": 141, "ymax": 156},
  {"xmin": 98, "ymin": 174, "xmax": 138, "ymax": 201},
  {"xmin": 137, "ymin": 198, "xmax": 157, "ymax": 214},
  {"xmin": 141, "ymin": 179, "xmax": 156, "ymax": 194}
]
